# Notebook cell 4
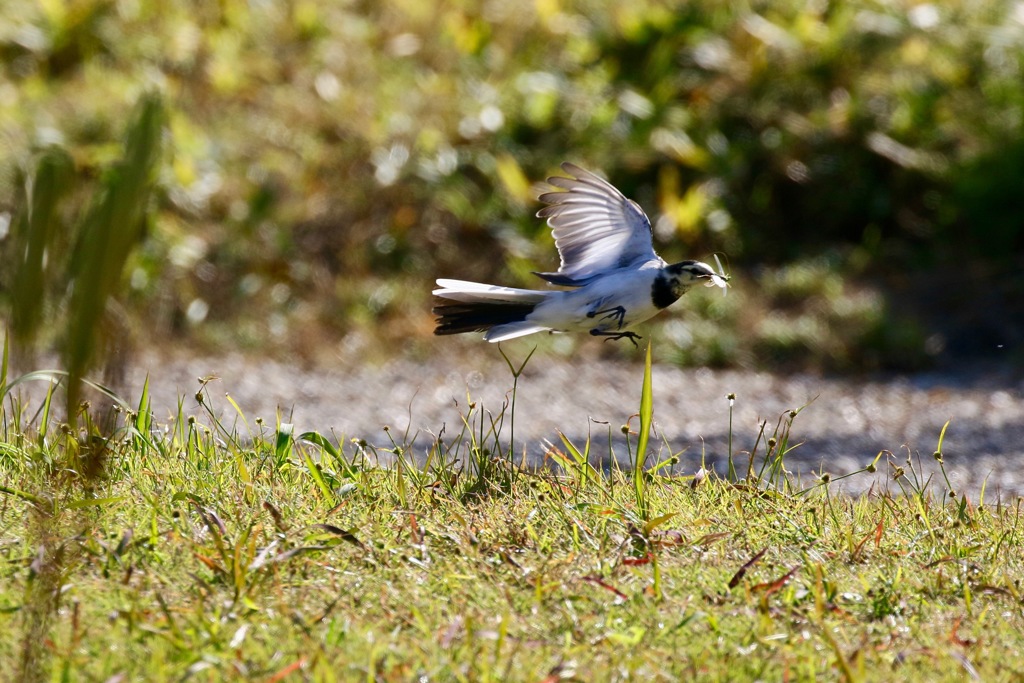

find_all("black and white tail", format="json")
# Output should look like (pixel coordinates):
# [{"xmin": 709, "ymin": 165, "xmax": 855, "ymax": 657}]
[{"xmin": 433, "ymin": 279, "xmax": 550, "ymax": 342}]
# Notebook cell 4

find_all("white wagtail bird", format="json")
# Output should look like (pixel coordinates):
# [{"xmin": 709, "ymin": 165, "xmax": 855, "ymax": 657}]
[{"xmin": 433, "ymin": 162, "xmax": 728, "ymax": 346}]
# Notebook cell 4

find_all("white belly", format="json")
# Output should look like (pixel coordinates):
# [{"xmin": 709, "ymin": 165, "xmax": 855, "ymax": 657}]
[{"xmin": 527, "ymin": 267, "xmax": 664, "ymax": 334}]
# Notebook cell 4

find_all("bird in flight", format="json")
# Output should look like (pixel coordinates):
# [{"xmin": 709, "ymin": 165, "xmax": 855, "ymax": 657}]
[{"xmin": 433, "ymin": 162, "xmax": 728, "ymax": 346}]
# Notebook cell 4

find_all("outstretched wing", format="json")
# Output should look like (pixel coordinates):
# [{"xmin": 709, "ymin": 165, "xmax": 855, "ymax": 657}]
[{"xmin": 534, "ymin": 162, "xmax": 659, "ymax": 286}]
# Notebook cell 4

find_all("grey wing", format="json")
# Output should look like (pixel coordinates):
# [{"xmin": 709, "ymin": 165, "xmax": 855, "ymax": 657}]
[{"xmin": 534, "ymin": 162, "xmax": 659, "ymax": 285}]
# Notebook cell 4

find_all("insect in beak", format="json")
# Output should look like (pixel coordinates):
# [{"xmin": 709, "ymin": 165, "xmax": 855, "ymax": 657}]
[{"xmin": 703, "ymin": 254, "xmax": 731, "ymax": 294}]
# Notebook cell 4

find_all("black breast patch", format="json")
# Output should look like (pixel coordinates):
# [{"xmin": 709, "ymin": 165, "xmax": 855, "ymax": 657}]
[{"xmin": 651, "ymin": 275, "xmax": 679, "ymax": 309}]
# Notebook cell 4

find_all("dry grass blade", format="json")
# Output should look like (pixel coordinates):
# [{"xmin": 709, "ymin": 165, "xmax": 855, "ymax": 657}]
[
  {"xmin": 309, "ymin": 523, "xmax": 365, "ymax": 549},
  {"xmin": 751, "ymin": 565, "xmax": 801, "ymax": 596},
  {"xmin": 728, "ymin": 547, "xmax": 767, "ymax": 589}
]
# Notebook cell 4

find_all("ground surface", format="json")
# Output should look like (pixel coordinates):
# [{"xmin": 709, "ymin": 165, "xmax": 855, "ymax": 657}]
[
  {"xmin": 4, "ymin": 347, "xmax": 1024, "ymax": 681},
  {"xmin": 103, "ymin": 347, "xmax": 1024, "ymax": 498}
]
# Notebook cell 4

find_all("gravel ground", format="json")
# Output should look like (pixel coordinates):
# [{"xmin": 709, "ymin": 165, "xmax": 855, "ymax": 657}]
[{"xmin": 87, "ymin": 348, "xmax": 1024, "ymax": 499}]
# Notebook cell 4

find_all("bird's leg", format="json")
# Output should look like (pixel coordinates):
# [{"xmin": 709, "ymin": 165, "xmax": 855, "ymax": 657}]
[
  {"xmin": 589, "ymin": 329, "xmax": 641, "ymax": 348},
  {"xmin": 586, "ymin": 305, "xmax": 627, "ymax": 330}
]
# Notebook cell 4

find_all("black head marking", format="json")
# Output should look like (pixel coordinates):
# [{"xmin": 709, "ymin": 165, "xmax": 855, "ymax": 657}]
[{"xmin": 652, "ymin": 261, "xmax": 716, "ymax": 309}]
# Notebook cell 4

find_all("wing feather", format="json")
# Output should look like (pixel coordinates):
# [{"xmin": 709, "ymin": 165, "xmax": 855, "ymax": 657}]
[{"xmin": 534, "ymin": 162, "xmax": 659, "ymax": 285}]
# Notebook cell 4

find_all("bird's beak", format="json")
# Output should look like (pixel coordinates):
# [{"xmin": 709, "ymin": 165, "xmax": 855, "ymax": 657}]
[{"xmin": 703, "ymin": 272, "xmax": 729, "ymax": 289}]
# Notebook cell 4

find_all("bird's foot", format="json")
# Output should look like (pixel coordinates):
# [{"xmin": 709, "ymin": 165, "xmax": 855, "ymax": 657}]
[
  {"xmin": 586, "ymin": 305, "xmax": 627, "ymax": 330},
  {"xmin": 590, "ymin": 329, "xmax": 642, "ymax": 348}
]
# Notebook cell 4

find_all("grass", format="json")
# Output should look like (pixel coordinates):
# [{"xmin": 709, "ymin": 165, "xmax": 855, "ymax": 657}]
[{"xmin": 2, "ymin": 348, "xmax": 1023, "ymax": 681}]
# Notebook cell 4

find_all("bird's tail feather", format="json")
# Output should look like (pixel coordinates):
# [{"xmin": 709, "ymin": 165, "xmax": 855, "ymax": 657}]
[
  {"xmin": 433, "ymin": 300, "xmax": 539, "ymax": 336},
  {"xmin": 485, "ymin": 321, "xmax": 547, "ymax": 342},
  {"xmin": 433, "ymin": 279, "xmax": 549, "ymax": 304},
  {"xmin": 433, "ymin": 279, "xmax": 549, "ymax": 339}
]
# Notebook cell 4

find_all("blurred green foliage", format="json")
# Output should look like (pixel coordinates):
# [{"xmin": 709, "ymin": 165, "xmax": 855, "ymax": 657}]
[
  {"xmin": 0, "ymin": 0, "xmax": 1021, "ymax": 370},
  {"xmin": 6, "ymin": 94, "xmax": 163, "ymax": 420}
]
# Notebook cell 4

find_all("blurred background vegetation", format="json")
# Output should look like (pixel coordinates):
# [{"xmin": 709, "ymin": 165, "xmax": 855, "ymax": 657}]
[{"xmin": 1, "ymin": 0, "xmax": 1022, "ymax": 373}]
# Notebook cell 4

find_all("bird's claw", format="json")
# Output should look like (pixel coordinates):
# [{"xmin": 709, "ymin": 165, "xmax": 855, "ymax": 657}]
[
  {"xmin": 587, "ymin": 306, "xmax": 627, "ymax": 330},
  {"xmin": 590, "ymin": 329, "xmax": 642, "ymax": 348}
]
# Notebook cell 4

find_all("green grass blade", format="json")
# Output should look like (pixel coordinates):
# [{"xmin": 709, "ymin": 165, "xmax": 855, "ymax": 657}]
[
  {"xmin": 556, "ymin": 431, "xmax": 585, "ymax": 465},
  {"xmin": 275, "ymin": 422, "xmax": 295, "ymax": 465},
  {"xmin": 132, "ymin": 374, "xmax": 153, "ymax": 451},
  {"xmin": 936, "ymin": 419, "xmax": 951, "ymax": 455},
  {"xmin": 0, "ymin": 332, "xmax": 8, "ymax": 400},
  {"xmin": 39, "ymin": 381, "xmax": 56, "ymax": 442},
  {"xmin": 643, "ymin": 512, "xmax": 679, "ymax": 536},
  {"xmin": 135, "ymin": 374, "xmax": 151, "ymax": 434},
  {"xmin": 1, "ymin": 369, "xmax": 63, "ymax": 401},
  {"xmin": 297, "ymin": 431, "xmax": 341, "ymax": 460},
  {"xmin": 225, "ymin": 393, "xmax": 250, "ymax": 433},
  {"xmin": 0, "ymin": 370, "xmax": 131, "ymax": 411},
  {"xmin": 10, "ymin": 148, "xmax": 74, "ymax": 347},
  {"xmin": 0, "ymin": 483, "xmax": 52, "ymax": 509},
  {"xmin": 66, "ymin": 496, "xmax": 128, "ymax": 509},
  {"xmin": 301, "ymin": 445, "xmax": 337, "ymax": 504},
  {"xmin": 634, "ymin": 341, "xmax": 654, "ymax": 520},
  {"xmin": 64, "ymin": 94, "xmax": 164, "ymax": 424},
  {"xmin": 558, "ymin": 430, "xmax": 597, "ymax": 485},
  {"xmin": 727, "ymin": 394, "xmax": 737, "ymax": 481}
]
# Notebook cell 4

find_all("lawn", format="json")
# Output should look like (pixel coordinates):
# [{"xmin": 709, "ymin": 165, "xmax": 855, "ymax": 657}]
[
  {"xmin": 2, "ymin": 354, "xmax": 1022, "ymax": 681},
  {"xmin": 4, "ymin": 1, "xmax": 1024, "ymax": 678}
]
